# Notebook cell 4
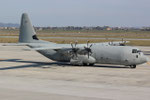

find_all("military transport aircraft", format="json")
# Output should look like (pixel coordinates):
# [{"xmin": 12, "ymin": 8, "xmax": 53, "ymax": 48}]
[{"xmin": 9, "ymin": 13, "xmax": 149, "ymax": 68}]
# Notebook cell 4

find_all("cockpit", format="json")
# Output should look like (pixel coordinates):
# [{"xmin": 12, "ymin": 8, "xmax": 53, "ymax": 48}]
[
  {"xmin": 132, "ymin": 49, "xmax": 142, "ymax": 53},
  {"xmin": 130, "ymin": 48, "xmax": 148, "ymax": 66},
  {"xmin": 132, "ymin": 49, "xmax": 144, "ymax": 59}
]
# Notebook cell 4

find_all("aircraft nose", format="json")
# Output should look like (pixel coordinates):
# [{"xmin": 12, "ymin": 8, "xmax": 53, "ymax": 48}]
[
  {"xmin": 146, "ymin": 56, "xmax": 150, "ymax": 62},
  {"xmin": 135, "ymin": 56, "xmax": 149, "ymax": 65},
  {"xmin": 143, "ymin": 56, "xmax": 149, "ymax": 63}
]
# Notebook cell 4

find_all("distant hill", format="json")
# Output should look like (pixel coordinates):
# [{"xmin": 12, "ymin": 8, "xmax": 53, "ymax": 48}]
[{"xmin": 0, "ymin": 22, "xmax": 19, "ymax": 27}]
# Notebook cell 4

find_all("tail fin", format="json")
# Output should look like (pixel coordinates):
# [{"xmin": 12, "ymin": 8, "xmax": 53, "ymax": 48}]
[{"xmin": 19, "ymin": 13, "xmax": 46, "ymax": 43}]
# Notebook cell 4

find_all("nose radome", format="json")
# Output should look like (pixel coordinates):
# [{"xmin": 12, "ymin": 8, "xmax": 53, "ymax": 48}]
[
  {"xmin": 142, "ymin": 56, "xmax": 149, "ymax": 63},
  {"xmin": 139, "ymin": 56, "xmax": 149, "ymax": 64}
]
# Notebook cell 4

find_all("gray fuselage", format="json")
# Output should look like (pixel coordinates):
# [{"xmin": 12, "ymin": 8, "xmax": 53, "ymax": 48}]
[{"xmin": 36, "ymin": 44, "xmax": 148, "ymax": 66}]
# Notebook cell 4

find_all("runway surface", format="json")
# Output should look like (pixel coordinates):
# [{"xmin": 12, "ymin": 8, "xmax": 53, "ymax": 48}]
[{"xmin": 0, "ymin": 44, "xmax": 150, "ymax": 100}]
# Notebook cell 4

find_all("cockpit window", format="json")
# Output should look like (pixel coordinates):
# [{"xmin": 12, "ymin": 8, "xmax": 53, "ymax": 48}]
[
  {"xmin": 137, "ymin": 50, "xmax": 142, "ymax": 53},
  {"xmin": 132, "ymin": 49, "xmax": 142, "ymax": 53},
  {"xmin": 132, "ymin": 49, "xmax": 137, "ymax": 53}
]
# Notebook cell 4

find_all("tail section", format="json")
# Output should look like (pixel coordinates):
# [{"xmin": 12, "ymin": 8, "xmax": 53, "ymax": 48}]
[{"xmin": 19, "ymin": 13, "xmax": 47, "ymax": 43}]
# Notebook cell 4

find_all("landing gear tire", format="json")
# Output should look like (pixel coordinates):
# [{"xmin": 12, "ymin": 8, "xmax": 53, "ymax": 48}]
[
  {"xmin": 89, "ymin": 63, "xmax": 94, "ymax": 66},
  {"xmin": 130, "ymin": 65, "xmax": 136, "ymax": 69},
  {"xmin": 83, "ymin": 63, "xmax": 88, "ymax": 66},
  {"xmin": 83, "ymin": 63, "xmax": 95, "ymax": 66}
]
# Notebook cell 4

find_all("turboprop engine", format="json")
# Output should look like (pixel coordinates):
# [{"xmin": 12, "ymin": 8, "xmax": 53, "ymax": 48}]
[
  {"xmin": 69, "ymin": 40, "xmax": 96, "ymax": 66},
  {"xmin": 70, "ymin": 55, "xmax": 96, "ymax": 66}
]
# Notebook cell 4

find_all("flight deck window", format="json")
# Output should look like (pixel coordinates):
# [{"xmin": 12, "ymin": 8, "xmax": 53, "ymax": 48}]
[
  {"xmin": 137, "ymin": 50, "xmax": 142, "ymax": 53},
  {"xmin": 132, "ymin": 49, "xmax": 142, "ymax": 53},
  {"xmin": 132, "ymin": 49, "xmax": 138, "ymax": 53}
]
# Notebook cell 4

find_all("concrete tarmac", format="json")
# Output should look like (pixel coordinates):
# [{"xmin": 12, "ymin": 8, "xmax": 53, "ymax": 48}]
[{"xmin": 0, "ymin": 44, "xmax": 150, "ymax": 100}]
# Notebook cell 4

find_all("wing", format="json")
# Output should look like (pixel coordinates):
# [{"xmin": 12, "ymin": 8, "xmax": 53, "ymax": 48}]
[
  {"xmin": 2, "ymin": 40, "xmax": 129, "ymax": 51},
  {"xmin": 29, "ymin": 41, "xmax": 130, "ymax": 51}
]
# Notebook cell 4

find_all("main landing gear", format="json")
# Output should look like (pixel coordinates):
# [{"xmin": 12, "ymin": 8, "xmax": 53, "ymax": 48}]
[
  {"xmin": 83, "ymin": 63, "xmax": 95, "ymax": 66},
  {"xmin": 129, "ymin": 65, "xmax": 136, "ymax": 69}
]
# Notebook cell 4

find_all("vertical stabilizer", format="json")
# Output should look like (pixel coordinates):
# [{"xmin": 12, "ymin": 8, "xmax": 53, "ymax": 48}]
[{"xmin": 19, "ymin": 13, "xmax": 39, "ymax": 43}]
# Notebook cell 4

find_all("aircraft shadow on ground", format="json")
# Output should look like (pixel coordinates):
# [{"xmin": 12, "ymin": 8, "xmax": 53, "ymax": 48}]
[
  {"xmin": 0, "ymin": 59, "xmax": 128, "ymax": 70},
  {"xmin": 0, "ymin": 59, "xmax": 70, "ymax": 70}
]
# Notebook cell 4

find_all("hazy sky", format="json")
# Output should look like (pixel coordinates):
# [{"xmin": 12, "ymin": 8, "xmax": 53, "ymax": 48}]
[{"xmin": 0, "ymin": 0, "xmax": 150, "ymax": 27}]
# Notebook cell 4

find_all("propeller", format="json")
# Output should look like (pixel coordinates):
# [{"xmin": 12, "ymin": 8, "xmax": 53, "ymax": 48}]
[
  {"xmin": 84, "ymin": 40, "xmax": 93, "ymax": 58},
  {"xmin": 70, "ymin": 40, "xmax": 93, "ymax": 59},
  {"xmin": 108, "ymin": 41, "xmax": 114, "ymax": 46},
  {"xmin": 70, "ymin": 41, "xmax": 79, "ymax": 58},
  {"xmin": 120, "ymin": 38, "xmax": 126, "ymax": 46}
]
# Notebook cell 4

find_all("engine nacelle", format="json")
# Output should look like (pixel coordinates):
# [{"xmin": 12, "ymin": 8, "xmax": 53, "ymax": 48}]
[{"xmin": 70, "ymin": 55, "xmax": 96, "ymax": 65}]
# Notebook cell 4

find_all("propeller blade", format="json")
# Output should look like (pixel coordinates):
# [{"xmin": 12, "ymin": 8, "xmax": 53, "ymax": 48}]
[
  {"xmin": 71, "ymin": 42, "xmax": 73, "ymax": 48},
  {"xmin": 111, "ymin": 41, "xmax": 113, "ymax": 45},
  {"xmin": 84, "ymin": 40, "xmax": 93, "ymax": 59},
  {"xmin": 89, "ymin": 44, "xmax": 93, "ymax": 48},
  {"xmin": 70, "ymin": 41, "xmax": 79, "ymax": 58},
  {"xmin": 74, "ymin": 54, "xmax": 77, "ymax": 57},
  {"xmin": 124, "ymin": 41, "xmax": 126, "ymax": 44},
  {"xmin": 87, "ymin": 40, "xmax": 90, "ymax": 47},
  {"xmin": 88, "ymin": 52, "xmax": 90, "ymax": 58},
  {"xmin": 122, "ymin": 38, "xmax": 124, "ymax": 42},
  {"xmin": 75, "ymin": 40, "xmax": 78, "ymax": 47}
]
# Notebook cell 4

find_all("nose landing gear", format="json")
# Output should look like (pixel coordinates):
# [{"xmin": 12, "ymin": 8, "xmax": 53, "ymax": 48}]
[{"xmin": 130, "ymin": 65, "xmax": 136, "ymax": 69}]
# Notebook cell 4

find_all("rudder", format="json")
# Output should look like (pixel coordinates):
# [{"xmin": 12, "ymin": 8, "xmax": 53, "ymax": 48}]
[{"xmin": 19, "ymin": 13, "xmax": 39, "ymax": 43}]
